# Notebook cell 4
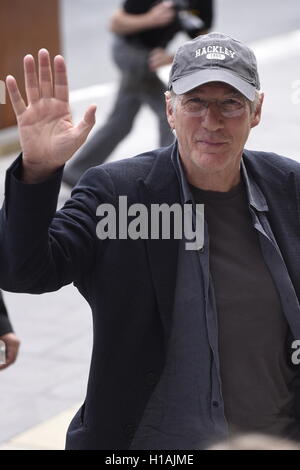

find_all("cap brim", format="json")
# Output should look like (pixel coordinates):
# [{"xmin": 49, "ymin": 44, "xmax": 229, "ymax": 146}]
[{"xmin": 171, "ymin": 69, "xmax": 256, "ymax": 101}]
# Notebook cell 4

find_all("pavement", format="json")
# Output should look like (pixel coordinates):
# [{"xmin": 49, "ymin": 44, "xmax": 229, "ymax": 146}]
[{"xmin": 0, "ymin": 27, "xmax": 299, "ymax": 450}]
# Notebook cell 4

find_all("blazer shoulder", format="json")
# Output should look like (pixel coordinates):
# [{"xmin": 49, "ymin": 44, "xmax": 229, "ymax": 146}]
[
  {"xmin": 244, "ymin": 149, "xmax": 300, "ymax": 179},
  {"xmin": 82, "ymin": 146, "xmax": 173, "ymax": 194},
  {"xmin": 102, "ymin": 146, "xmax": 170, "ymax": 178}
]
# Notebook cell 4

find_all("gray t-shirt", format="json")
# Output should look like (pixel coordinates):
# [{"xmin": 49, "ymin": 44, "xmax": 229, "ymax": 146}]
[{"xmin": 191, "ymin": 181, "xmax": 298, "ymax": 438}]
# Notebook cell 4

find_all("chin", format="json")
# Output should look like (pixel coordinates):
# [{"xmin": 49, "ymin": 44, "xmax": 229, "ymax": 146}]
[{"xmin": 193, "ymin": 151, "xmax": 229, "ymax": 170}]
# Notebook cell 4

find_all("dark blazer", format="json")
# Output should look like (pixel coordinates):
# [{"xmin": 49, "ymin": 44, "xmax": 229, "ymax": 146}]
[
  {"xmin": 0, "ymin": 290, "xmax": 12, "ymax": 336},
  {"xmin": 0, "ymin": 144, "xmax": 300, "ymax": 449}
]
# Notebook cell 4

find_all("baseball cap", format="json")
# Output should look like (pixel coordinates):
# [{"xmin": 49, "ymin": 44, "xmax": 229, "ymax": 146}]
[{"xmin": 168, "ymin": 32, "xmax": 260, "ymax": 101}]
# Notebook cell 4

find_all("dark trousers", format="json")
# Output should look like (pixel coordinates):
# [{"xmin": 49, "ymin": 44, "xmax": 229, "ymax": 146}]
[{"xmin": 64, "ymin": 36, "xmax": 173, "ymax": 187}]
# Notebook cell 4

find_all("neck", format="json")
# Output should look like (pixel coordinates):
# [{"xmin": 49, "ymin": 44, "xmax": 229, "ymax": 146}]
[{"xmin": 180, "ymin": 156, "xmax": 242, "ymax": 192}]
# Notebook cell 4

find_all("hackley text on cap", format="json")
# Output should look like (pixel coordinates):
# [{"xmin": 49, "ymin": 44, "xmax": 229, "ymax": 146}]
[{"xmin": 195, "ymin": 45, "xmax": 236, "ymax": 59}]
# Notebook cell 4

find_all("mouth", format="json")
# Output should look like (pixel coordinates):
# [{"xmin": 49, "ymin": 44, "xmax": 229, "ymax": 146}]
[{"xmin": 197, "ymin": 140, "xmax": 227, "ymax": 147}]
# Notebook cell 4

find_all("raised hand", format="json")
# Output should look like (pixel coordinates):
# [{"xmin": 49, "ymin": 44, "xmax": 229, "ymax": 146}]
[{"xmin": 6, "ymin": 49, "xmax": 97, "ymax": 183}]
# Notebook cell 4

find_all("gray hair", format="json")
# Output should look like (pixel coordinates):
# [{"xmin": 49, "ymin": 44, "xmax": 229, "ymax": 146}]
[{"xmin": 249, "ymin": 90, "xmax": 261, "ymax": 114}]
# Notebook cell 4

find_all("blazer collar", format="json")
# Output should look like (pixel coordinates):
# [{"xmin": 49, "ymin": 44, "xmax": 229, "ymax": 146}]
[{"xmin": 243, "ymin": 148, "xmax": 300, "ymax": 232}]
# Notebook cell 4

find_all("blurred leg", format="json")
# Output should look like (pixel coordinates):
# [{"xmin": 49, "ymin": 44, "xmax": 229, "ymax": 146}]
[
  {"xmin": 63, "ymin": 80, "xmax": 142, "ymax": 186},
  {"xmin": 141, "ymin": 72, "xmax": 174, "ymax": 148}
]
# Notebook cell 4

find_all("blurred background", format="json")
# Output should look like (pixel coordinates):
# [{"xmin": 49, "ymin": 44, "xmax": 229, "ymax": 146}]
[{"xmin": 0, "ymin": 0, "xmax": 299, "ymax": 449}]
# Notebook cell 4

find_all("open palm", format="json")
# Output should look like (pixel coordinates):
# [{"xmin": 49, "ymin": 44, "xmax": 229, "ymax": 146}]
[{"xmin": 6, "ymin": 49, "xmax": 96, "ymax": 180}]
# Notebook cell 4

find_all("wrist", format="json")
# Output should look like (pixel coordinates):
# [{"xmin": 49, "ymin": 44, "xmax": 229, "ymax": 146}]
[{"xmin": 21, "ymin": 159, "xmax": 62, "ymax": 184}]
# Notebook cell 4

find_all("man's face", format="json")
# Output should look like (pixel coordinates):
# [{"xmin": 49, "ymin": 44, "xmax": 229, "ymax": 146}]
[{"xmin": 166, "ymin": 82, "xmax": 263, "ymax": 185}]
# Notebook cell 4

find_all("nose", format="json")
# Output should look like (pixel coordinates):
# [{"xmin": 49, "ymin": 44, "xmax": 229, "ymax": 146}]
[{"xmin": 201, "ymin": 103, "xmax": 224, "ymax": 131}]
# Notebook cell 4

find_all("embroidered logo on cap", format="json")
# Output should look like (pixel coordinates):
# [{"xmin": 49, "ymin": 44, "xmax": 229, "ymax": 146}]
[
  {"xmin": 195, "ymin": 45, "xmax": 236, "ymax": 61},
  {"xmin": 207, "ymin": 52, "xmax": 225, "ymax": 60}
]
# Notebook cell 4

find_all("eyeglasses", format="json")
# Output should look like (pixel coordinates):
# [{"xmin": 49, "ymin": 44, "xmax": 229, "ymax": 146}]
[{"xmin": 179, "ymin": 96, "xmax": 247, "ymax": 118}]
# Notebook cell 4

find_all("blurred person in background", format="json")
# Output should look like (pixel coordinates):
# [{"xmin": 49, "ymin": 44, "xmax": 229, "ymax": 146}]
[
  {"xmin": 0, "ymin": 290, "xmax": 20, "ymax": 370},
  {"xmin": 63, "ymin": 0, "xmax": 214, "ymax": 187}
]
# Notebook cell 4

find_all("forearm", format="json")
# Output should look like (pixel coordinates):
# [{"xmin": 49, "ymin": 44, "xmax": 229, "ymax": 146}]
[
  {"xmin": 0, "ymin": 156, "xmax": 109, "ymax": 294},
  {"xmin": 0, "ymin": 156, "xmax": 64, "ymax": 292}
]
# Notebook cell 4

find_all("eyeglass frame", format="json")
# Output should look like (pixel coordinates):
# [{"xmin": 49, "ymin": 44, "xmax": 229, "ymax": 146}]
[{"xmin": 177, "ymin": 92, "xmax": 249, "ymax": 118}]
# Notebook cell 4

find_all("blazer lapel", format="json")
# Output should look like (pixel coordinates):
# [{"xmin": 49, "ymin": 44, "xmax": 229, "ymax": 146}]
[
  {"xmin": 283, "ymin": 171, "xmax": 300, "ymax": 233},
  {"xmin": 244, "ymin": 149, "xmax": 300, "ymax": 301},
  {"xmin": 138, "ymin": 146, "xmax": 181, "ymax": 339}
]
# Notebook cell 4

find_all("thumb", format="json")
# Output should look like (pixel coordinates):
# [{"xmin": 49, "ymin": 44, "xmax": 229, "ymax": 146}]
[{"xmin": 74, "ymin": 104, "xmax": 97, "ymax": 144}]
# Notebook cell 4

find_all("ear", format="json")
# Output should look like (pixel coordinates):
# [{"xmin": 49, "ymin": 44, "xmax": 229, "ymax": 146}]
[
  {"xmin": 250, "ymin": 92, "xmax": 264, "ymax": 129},
  {"xmin": 165, "ymin": 91, "xmax": 176, "ymax": 130}
]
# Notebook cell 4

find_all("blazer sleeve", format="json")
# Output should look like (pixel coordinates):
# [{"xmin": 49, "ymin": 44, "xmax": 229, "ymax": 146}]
[
  {"xmin": 0, "ymin": 290, "xmax": 13, "ymax": 336},
  {"xmin": 0, "ymin": 155, "xmax": 116, "ymax": 294}
]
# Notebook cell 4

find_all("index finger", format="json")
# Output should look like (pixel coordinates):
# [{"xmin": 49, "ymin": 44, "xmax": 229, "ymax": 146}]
[{"xmin": 54, "ymin": 55, "xmax": 69, "ymax": 102}]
